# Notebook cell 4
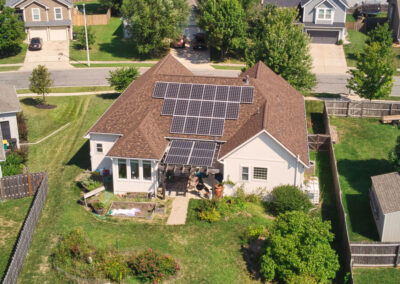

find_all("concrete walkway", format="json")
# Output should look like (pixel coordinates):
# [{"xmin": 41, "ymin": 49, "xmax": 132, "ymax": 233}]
[
  {"xmin": 17, "ymin": 90, "xmax": 115, "ymax": 97},
  {"xmin": 167, "ymin": 195, "xmax": 191, "ymax": 225}
]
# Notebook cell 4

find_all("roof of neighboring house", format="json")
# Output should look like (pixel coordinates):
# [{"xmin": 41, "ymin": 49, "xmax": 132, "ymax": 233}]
[
  {"xmin": 303, "ymin": 22, "xmax": 346, "ymax": 27},
  {"xmin": 0, "ymin": 126, "xmax": 5, "ymax": 162},
  {"xmin": 0, "ymin": 84, "xmax": 20, "ymax": 114},
  {"xmin": 5, "ymin": 0, "xmax": 72, "ymax": 8},
  {"xmin": 371, "ymin": 172, "xmax": 400, "ymax": 214},
  {"xmin": 24, "ymin": 20, "xmax": 72, "ymax": 27},
  {"xmin": 87, "ymin": 55, "xmax": 309, "ymax": 166},
  {"xmin": 301, "ymin": 0, "xmax": 349, "ymax": 8},
  {"xmin": 263, "ymin": 0, "xmax": 301, "ymax": 7}
]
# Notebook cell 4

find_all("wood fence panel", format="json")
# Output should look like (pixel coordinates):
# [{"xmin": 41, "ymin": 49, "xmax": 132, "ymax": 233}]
[
  {"xmin": 326, "ymin": 100, "xmax": 400, "ymax": 118},
  {"xmin": 0, "ymin": 173, "xmax": 44, "ymax": 200},
  {"xmin": 72, "ymin": 9, "xmax": 111, "ymax": 26},
  {"xmin": 350, "ymin": 242, "xmax": 400, "ymax": 267},
  {"xmin": 308, "ymin": 134, "xmax": 331, "ymax": 151}
]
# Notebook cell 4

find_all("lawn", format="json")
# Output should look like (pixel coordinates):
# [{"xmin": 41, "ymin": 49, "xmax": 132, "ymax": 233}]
[
  {"xmin": 17, "ymin": 86, "xmax": 114, "ymax": 94},
  {"xmin": 70, "ymin": 17, "xmax": 157, "ymax": 62},
  {"xmin": 72, "ymin": 63, "xmax": 155, "ymax": 68},
  {"xmin": 211, "ymin": 65, "xmax": 244, "ymax": 70},
  {"xmin": 0, "ymin": 44, "xmax": 27, "ymax": 64},
  {"xmin": 331, "ymin": 117, "xmax": 399, "ymax": 241},
  {"xmin": 0, "ymin": 66, "xmax": 20, "ymax": 72},
  {"xmin": 305, "ymin": 100, "xmax": 325, "ymax": 134},
  {"xmin": 74, "ymin": 1, "xmax": 108, "ymax": 15},
  {"xmin": 15, "ymin": 95, "xmax": 274, "ymax": 283},
  {"xmin": 346, "ymin": 14, "xmax": 356, "ymax": 23},
  {"xmin": 353, "ymin": 268, "xmax": 400, "ymax": 284},
  {"xmin": 0, "ymin": 197, "xmax": 33, "ymax": 279}
]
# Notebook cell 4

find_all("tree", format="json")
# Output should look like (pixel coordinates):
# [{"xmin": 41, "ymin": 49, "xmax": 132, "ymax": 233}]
[
  {"xmin": 122, "ymin": 0, "xmax": 189, "ymax": 57},
  {"xmin": 260, "ymin": 211, "xmax": 339, "ymax": 283},
  {"xmin": 29, "ymin": 65, "xmax": 53, "ymax": 103},
  {"xmin": 99, "ymin": 0, "xmax": 122, "ymax": 16},
  {"xmin": 270, "ymin": 185, "xmax": 312, "ymax": 215},
  {"xmin": 389, "ymin": 135, "xmax": 400, "ymax": 172},
  {"xmin": 197, "ymin": 0, "xmax": 246, "ymax": 59},
  {"xmin": 107, "ymin": 67, "xmax": 140, "ymax": 92},
  {"xmin": 245, "ymin": 5, "xmax": 316, "ymax": 92},
  {"xmin": 366, "ymin": 23, "xmax": 392, "ymax": 49},
  {"xmin": 0, "ymin": 0, "xmax": 26, "ymax": 57},
  {"xmin": 347, "ymin": 42, "xmax": 395, "ymax": 100},
  {"xmin": 76, "ymin": 26, "xmax": 96, "ymax": 49}
]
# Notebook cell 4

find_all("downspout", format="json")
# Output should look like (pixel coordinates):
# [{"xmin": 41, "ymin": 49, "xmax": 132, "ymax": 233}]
[{"xmin": 294, "ymin": 155, "xmax": 300, "ymax": 187}]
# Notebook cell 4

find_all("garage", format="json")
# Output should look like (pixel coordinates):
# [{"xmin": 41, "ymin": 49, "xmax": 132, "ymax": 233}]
[
  {"xmin": 49, "ymin": 27, "xmax": 68, "ymax": 41},
  {"xmin": 307, "ymin": 30, "xmax": 339, "ymax": 44},
  {"xmin": 29, "ymin": 27, "xmax": 48, "ymax": 41}
]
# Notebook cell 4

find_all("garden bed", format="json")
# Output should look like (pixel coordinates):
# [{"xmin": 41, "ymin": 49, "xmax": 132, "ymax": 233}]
[{"xmin": 108, "ymin": 201, "xmax": 159, "ymax": 219}]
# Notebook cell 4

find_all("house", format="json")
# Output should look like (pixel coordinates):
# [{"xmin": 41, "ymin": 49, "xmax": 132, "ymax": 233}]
[
  {"xmin": 0, "ymin": 85, "xmax": 21, "ymax": 149},
  {"xmin": 370, "ymin": 172, "xmax": 400, "ymax": 242},
  {"xmin": 389, "ymin": 0, "xmax": 400, "ymax": 41},
  {"xmin": 5, "ymin": 0, "xmax": 73, "ymax": 41},
  {"xmin": 85, "ymin": 55, "xmax": 309, "ymax": 197},
  {"xmin": 263, "ymin": 0, "xmax": 349, "ymax": 43},
  {"xmin": 0, "ymin": 127, "xmax": 5, "ymax": 178}
]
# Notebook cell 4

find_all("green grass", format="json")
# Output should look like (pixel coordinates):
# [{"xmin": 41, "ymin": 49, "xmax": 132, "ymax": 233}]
[
  {"xmin": 353, "ymin": 268, "xmax": 400, "ymax": 284},
  {"xmin": 0, "ymin": 66, "xmax": 20, "ymax": 72},
  {"xmin": 211, "ymin": 65, "xmax": 244, "ymax": 70},
  {"xmin": 305, "ymin": 101, "xmax": 325, "ymax": 134},
  {"xmin": 72, "ymin": 63, "xmax": 155, "ymax": 68},
  {"xmin": 14, "ymin": 95, "xmax": 273, "ymax": 282},
  {"xmin": 75, "ymin": 1, "xmax": 108, "ymax": 15},
  {"xmin": 346, "ymin": 14, "xmax": 356, "ymax": 23},
  {"xmin": 344, "ymin": 30, "xmax": 368, "ymax": 67},
  {"xmin": 17, "ymin": 86, "xmax": 114, "ymax": 94},
  {"xmin": 0, "ymin": 44, "xmax": 27, "ymax": 64},
  {"xmin": 0, "ymin": 197, "xmax": 33, "ymax": 279},
  {"xmin": 331, "ymin": 117, "xmax": 399, "ymax": 241},
  {"xmin": 70, "ymin": 17, "xmax": 157, "ymax": 62}
]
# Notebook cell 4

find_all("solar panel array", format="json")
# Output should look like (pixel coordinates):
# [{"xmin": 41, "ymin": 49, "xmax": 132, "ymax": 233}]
[
  {"xmin": 153, "ymin": 82, "xmax": 255, "ymax": 136},
  {"xmin": 164, "ymin": 140, "xmax": 217, "ymax": 166}
]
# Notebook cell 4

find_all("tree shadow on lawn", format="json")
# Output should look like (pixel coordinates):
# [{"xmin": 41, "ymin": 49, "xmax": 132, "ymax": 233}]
[
  {"xmin": 241, "ymin": 239, "xmax": 264, "ymax": 282},
  {"xmin": 310, "ymin": 113, "xmax": 325, "ymax": 134},
  {"xmin": 20, "ymin": 97, "xmax": 39, "ymax": 106},
  {"xmin": 337, "ymin": 158, "xmax": 394, "ymax": 241},
  {"xmin": 67, "ymin": 140, "xmax": 90, "ymax": 170},
  {"xmin": 96, "ymin": 93, "xmax": 119, "ymax": 100}
]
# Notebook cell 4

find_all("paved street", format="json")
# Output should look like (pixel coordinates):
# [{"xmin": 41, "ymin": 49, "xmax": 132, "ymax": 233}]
[{"xmin": 1, "ymin": 68, "xmax": 400, "ymax": 97}]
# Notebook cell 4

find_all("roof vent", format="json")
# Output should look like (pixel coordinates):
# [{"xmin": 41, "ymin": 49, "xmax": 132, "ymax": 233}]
[{"xmin": 243, "ymin": 75, "xmax": 249, "ymax": 85}]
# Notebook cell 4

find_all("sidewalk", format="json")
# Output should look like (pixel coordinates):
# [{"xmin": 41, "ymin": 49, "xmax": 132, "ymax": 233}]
[{"xmin": 17, "ymin": 90, "xmax": 116, "ymax": 97}]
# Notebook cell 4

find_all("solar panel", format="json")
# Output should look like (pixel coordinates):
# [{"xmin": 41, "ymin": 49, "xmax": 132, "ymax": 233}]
[
  {"xmin": 168, "ymin": 147, "xmax": 191, "ymax": 156},
  {"xmin": 194, "ymin": 141, "xmax": 216, "ymax": 150},
  {"xmin": 153, "ymin": 82, "xmax": 168, "ymax": 98},
  {"xmin": 203, "ymin": 85, "xmax": 216, "ymax": 101},
  {"xmin": 171, "ymin": 140, "xmax": 193, "ymax": 148},
  {"xmin": 165, "ymin": 139, "xmax": 216, "ymax": 166},
  {"xmin": 184, "ymin": 117, "xmax": 199, "ymax": 134},
  {"xmin": 197, "ymin": 118, "xmax": 212, "ymax": 135},
  {"xmin": 188, "ymin": 156, "xmax": 213, "ymax": 166},
  {"xmin": 190, "ymin": 84, "xmax": 204, "ymax": 100},
  {"xmin": 178, "ymin": 84, "xmax": 191, "ymax": 99},
  {"xmin": 225, "ymin": 102, "xmax": 239, "ymax": 119},
  {"xmin": 161, "ymin": 99, "xmax": 176, "ymax": 115},
  {"xmin": 191, "ymin": 149, "xmax": 213, "ymax": 158},
  {"xmin": 210, "ymin": 119, "xmax": 224, "ymax": 136},
  {"xmin": 174, "ymin": 100, "xmax": 189, "ymax": 116},
  {"xmin": 166, "ymin": 83, "xmax": 180, "ymax": 98},
  {"xmin": 200, "ymin": 101, "xmax": 214, "ymax": 117},
  {"xmin": 187, "ymin": 100, "xmax": 202, "ymax": 116},
  {"xmin": 170, "ymin": 116, "xmax": 185, "ymax": 133},
  {"xmin": 228, "ymin": 86, "xmax": 241, "ymax": 102},
  {"xmin": 165, "ymin": 155, "xmax": 189, "ymax": 165},
  {"xmin": 213, "ymin": 101, "xmax": 227, "ymax": 118},
  {"xmin": 241, "ymin": 86, "xmax": 254, "ymax": 103},
  {"xmin": 215, "ymin": 85, "xmax": 229, "ymax": 101}
]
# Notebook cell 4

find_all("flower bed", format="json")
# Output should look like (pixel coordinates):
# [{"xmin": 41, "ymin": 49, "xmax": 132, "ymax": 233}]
[{"xmin": 108, "ymin": 202, "xmax": 157, "ymax": 219}]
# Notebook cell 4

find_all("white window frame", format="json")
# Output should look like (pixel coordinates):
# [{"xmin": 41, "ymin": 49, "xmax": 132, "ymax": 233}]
[
  {"xmin": 252, "ymin": 167, "xmax": 268, "ymax": 181},
  {"xmin": 116, "ymin": 159, "xmax": 153, "ymax": 182},
  {"xmin": 240, "ymin": 166, "xmax": 250, "ymax": 182},
  {"xmin": 96, "ymin": 143, "xmax": 103, "ymax": 153},
  {"xmin": 117, "ymin": 159, "xmax": 128, "ymax": 180},
  {"xmin": 130, "ymin": 159, "xmax": 140, "ymax": 180},
  {"xmin": 142, "ymin": 160, "xmax": 153, "ymax": 182},
  {"xmin": 32, "ymin": 8, "xmax": 40, "ymax": 21},
  {"xmin": 54, "ymin": 7, "xmax": 63, "ymax": 20},
  {"xmin": 316, "ymin": 8, "xmax": 333, "ymax": 22}
]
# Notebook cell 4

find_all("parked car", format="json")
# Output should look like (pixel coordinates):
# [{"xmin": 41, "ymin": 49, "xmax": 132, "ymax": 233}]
[
  {"xmin": 192, "ymin": 33, "xmax": 207, "ymax": 50},
  {"xmin": 170, "ymin": 36, "xmax": 186, "ymax": 48},
  {"xmin": 29, "ymin": 38, "xmax": 43, "ymax": 51}
]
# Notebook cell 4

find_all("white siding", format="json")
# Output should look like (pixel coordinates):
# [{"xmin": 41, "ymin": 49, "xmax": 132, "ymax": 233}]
[
  {"xmin": 221, "ymin": 131, "xmax": 305, "ymax": 196},
  {"xmin": 0, "ymin": 112, "xmax": 20, "ymax": 147},
  {"xmin": 89, "ymin": 133, "xmax": 119, "ymax": 173},
  {"xmin": 381, "ymin": 211, "xmax": 400, "ymax": 242},
  {"xmin": 112, "ymin": 158, "xmax": 159, "ymax": 195},
  {"xmin": 371, "ymin": 186, "xmax": 386, "ymax": 240}
]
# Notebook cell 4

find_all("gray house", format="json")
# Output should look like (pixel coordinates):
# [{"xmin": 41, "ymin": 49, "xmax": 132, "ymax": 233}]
[
  {"xmin": 263, "ymin": 0, "xmax": 349, "ymax": 43},
  {"xmin": 0, "ymin": 127, "xmax": 5, "ymax": 178},
  {"xmin": 0, "ymin": 85, "xmax": 21, "ymax": 148},
  {"xmin": 388, "ymin": 0, "xmax": 400, "ymax": 41},
  {"xmin": 370, "ymin": 172, "xmax": 400, "ymax": 242}
]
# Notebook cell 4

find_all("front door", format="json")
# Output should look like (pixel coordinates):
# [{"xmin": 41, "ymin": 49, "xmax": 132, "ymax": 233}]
[{"xmin": 0, "ymin": 121, "xmax": 11, "ymax": 140}]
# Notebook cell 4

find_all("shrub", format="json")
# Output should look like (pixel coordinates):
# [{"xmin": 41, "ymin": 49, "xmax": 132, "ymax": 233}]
[
  {"xmin": 1, "ymin": 152, "xmax": 24, "ymax": 176},
  {"xmin": 287, "ymin": 275, "xmax": 318, "ymax": 284},
  {"xmin": 76, "ymin": 26, "xmax": 96, "ymax": 49},
  {"xmin": 12, "ymin": 146, "xmax": 29, "ymax": 163},
  {"xmin": 243, "ymin": 225, "xmax": 267, "ymax": 243},
  {"xmin": 102, "ymin": 255, "xmax": 129, "ymax": 282},
  {"xmin": 107, "ymin": 67, "xmax": 140, "ymax": 92},
  {"xmin": 337, "ymin": 39, "xmax": 343, "ymax": 45},
  {"xmin": 198, "ymin": 207, "xmax": 221, "ymax": 223},
  {"xmin": 79, "ymin": 175, "xmax": 103, "ymax": 191},
  {"xmin": 53, "ymin": 228, "xmax": 93, "ymax": 264},
  {"xmin": 270, "ymin": 185, "xmax": 312, "ymax": 215},
  {"xmin": 92, "ymin": 201, "xmax": 105, "ymax": 210},
  {"xmin": 129, "ymin": 249, "xmax": 180, "ymax": 282},
  {"xmin": 17, "ymin": 112, "xmax": 28, "ymax": 142}
]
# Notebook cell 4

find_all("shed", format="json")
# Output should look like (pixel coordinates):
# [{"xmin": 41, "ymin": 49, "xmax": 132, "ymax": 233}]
[
  {"xmin": 0, "ymin": 125, "xmax": 5, "ymax": 178},
  {"xmin": 370, "ymin": 172, "xmax": 400, "ymax": 242},
  {"xmin": 0, "ymin": 84, "xmax": 21, "ymax": 148}
]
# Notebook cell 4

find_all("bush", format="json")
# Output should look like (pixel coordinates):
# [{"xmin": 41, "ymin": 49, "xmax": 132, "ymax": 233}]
[
  {"xmin": 17, "ymin": 112, "xmax": 28, "ymax": 142},
  {"xmin": 79, "ymin": 175, "xmax": 103, "ymax": 191},
  {"xmin": 243, "ymin": 225, "xmax": 267, "ymax": 242},
  {"xmin": 12, "ymin": 146, "xmax": 28, "ymax": 163},
  {"xmin": 107, "ymin": 67, "xmax": 140, "ymax": 92},
  {"xmin": 270, "ymin": 185, "xmax": 312, "ymax": 215},
  {"xmin": 92, "ymin": 201, "xmax": 105, "ymax": 210},
  {"xmin": 129, "ymin": 249, "xmax": 180, "ymax": 282},
  {"xmin": 337, "ymin": 39, "xmax": 343, "ymax": 45},
  {"xmin": 1, "ymin": 152, "xmax": 24, "ymax": 176},
  {"xmin": 102, "ymin": 255, "xmax": 129, "ymax": 282},
  {"xmin": 198, "ymin": 206, "xmax": 221, "ymax": 223},
  {"xmin": 53, "ymin": 228, "xmax": 93, "ymax": 264},
  {"xmin": 76, "ymin": 26, "xmax": 96, "ymax": 49}
]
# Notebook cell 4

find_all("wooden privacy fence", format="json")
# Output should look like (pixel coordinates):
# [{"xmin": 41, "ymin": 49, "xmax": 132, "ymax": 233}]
[
  {"xmin": 325, "ymin": 100, "xmax": 400, "ymax": 117},
  {"xmin": 308, "ymin": 134, "xmax": 331, "ymax": 151},
  {"xmin": 0, "ymin": 172, "xmax": 44, "ymax": 200},
  {"xmin": 72, "ymin": 8, "xmax": 111, "ymax": 26},
  {"xmin": 2, "ymin": 173, "xmax": 49, "ymax": 284},
  {"xmin": 345, "ymin": 21, "xmax": 365, "ymax": 32},
  {"xmin": 351, "ymin": 242, "xmax": 400, "ymax": 267}
]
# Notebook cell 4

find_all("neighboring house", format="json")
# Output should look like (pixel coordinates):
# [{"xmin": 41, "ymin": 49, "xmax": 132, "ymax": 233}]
[
  {"xmin": 5, "ymin": 0, "xmax": 73, "ymax": 41},
  {"xmin": 389, "ymin": 0, "xmax": 400, "ymax": 41},
  {"xmin": 85, "ymin": 55, "xmax": 309, "ymax": 197},
  {"xmin": 370, "ymin": 172, "xmax": 400, "ymax": 242},
  {"xmin": 263, "ymin": 0, "xmax": 349, "ymax": 43},
  {"xmin": 0, "ymin": 85, "xmax": 21, "ymax": 149},
  {"xmin": 0, "ymin": 127, "xmax": 5, "ymax": 178}
]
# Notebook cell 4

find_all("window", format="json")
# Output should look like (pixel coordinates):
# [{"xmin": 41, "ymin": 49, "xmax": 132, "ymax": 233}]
[
  {"xmin": 143, "ymin": 160, "xmax": 152, "ymax": 181},
  {"xmin": 118, "ymin": 159, "xmax": 127, "ymax": 179},
  {"xmin": 32, "ymin": 8, "xmax": 40, "ymax": 21},
  {"xmin": 54, "ymin": 7, "xmax": 62, "ymax": 20},
  {"xmin": 317, "ymin": 8, "xmax": 333, "ymax": 20},
  {"xmin": 253, "ymin": 167, "xmax": 268, "ymax": 180},
  {"xmin": 96, "ymin": 143, "xmax": 103, "ymax": 153},
  {"xmin": 130, "ymin": 160, "xmax": 139, "ymax": 180},
  {"xmin": 241, "ymin": 166, "xmax": 249, "ymax": 181}
]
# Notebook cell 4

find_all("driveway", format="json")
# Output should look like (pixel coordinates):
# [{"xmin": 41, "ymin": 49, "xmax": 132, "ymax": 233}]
[
  {"xmin": 310, "ymin": 44, "xmax": 347, "ymax": 75},
  {"xmin": 20, "ymin": 40, "xmax": 72, "ymax": 71}
]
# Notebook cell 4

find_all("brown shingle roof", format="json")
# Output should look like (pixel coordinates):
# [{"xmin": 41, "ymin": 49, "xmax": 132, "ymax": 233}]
[
  {"xmin": 371, "ymin": 172, "xmax": 400, "ymax": 214},
  {"xmin": 87, "ymin": 54, "xmax": 309, "ymax": 166}
]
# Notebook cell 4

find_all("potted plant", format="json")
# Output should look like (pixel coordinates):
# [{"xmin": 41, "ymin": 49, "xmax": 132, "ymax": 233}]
[{"xmin": 92, "ymin": 201, "xmax": 105, "ymax": 215}]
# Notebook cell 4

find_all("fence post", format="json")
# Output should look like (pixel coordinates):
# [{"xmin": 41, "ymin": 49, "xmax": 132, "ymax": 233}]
[
  {"xmin": 27, "ymin": 173, "xmax": 32, "ymax": 196},
  {"xmin": 347, "ymin": 102, "xmax": 350, "ymax": 117},
  {"xmin": 390, "ymin": 103, "xmax": 393, "ymax": 115},
  {"xmin": 360, "ymin": 102, "xmax": 364, "ymax": 118},
  {"xmin": 396, "ymin": 245, "xmax": 400, "ymax": 267}
]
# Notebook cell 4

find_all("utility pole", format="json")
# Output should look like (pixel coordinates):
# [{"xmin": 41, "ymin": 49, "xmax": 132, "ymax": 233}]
[{"xmin": 83, "ymin": 4, "xmax": 90, "ymax": 67}]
